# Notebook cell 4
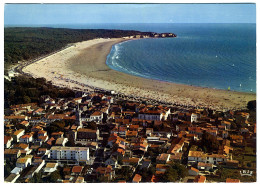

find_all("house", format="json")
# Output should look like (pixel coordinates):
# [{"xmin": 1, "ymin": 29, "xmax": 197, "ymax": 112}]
[
  {"xmin": 50, "ymin": 146, "xmax": 89, "ymax": 162},
  {"xmin": 188, "ymin": 167, "xmax": 199, "ymax": 176},
  {"xmin": 132, "ymin": 174, "xmax": 142, "ymax": 183},
  {"xmin": 38, "ymin": 130, "xmax": 47, "ymax": 137},
  {"xmin": 208, "ymin": 129, "xmax": 218, "ymax": 137},
  {"xmin": 90, "ymin": 111, "xmax": 103, "ymax": 122},
  {"xmin": 132, "ymin": 142, "xmax": 148, "ymax": 155},
  {"xmin": 188, "ymin": 151, "xmax": 228, "ymax": 165},
  {"xmin": 188, "ymin": 127, "xmax": 203, "ymax": 137},
  {"xmin": 16, "ymin": 156, "xmax": 32, "ymax": 169},
  {"xmin": 38, "ymin": 148, "xmax": 48, "ymax": 155},
  {"xmin": 169, "ymin": 152, "xmax": 183, "ymax": 162},
  {"xmin": 33, "ymin": 108, "xmax": 45, "ymax": 115},
  {"xmin": 75, "ymin": 176, "xmax": 85, "ymax": 183},
  {"xmin": 44, "ymin": 162, "xmax": 58, "ymax": 173},
  {"xmin": 13, "ymin": 129, "xmax": 25, "ymax": 142},
  {"xmin": 156, "ymin": 164, "xmax": 168, "ymax": 175},
  {"xmin": 4, "ymin": 136, "xmax": 13, "ymax": 148},
  {"xmin": 4, "ymin": 173, "xmax": 20, "ymax": 183},
  {"xmin": 156, "ymin": 153, "xmax": 170, "ymax": 164},
  {"xmin": 20, "ymin": 120, "xmax": 30, "ymax": 127},
  {"xmin": 11, "ymin": 167, "xmax": 23, "ymax": 175},
  {"xmin": 51, "ymin": 131, "xmax": 64, "ymax": 139},
  {"xmin": 76, "ymin": 128, "xmax": 99, "ymax": 142},
  {"xmin": 194, "ymin": 175, "xmax": 206, "ymax": 183},
  {"xmin": 167, "ymin": 137, "xmax": 185, "ymax": 154},
  {"xmin": 63, "ymin": 167, "xmax": 71, "ymax": 176},
  {"xmin": 126, "ymin": 131, "xmax": 138, "ymax": 139},
  {"xmin": 4, "ymin": 149, "xmax": 21, "ymax": 161},
  {"xmin": 19, "ymin": 134, "xmax": 33, "ymax": 143},
  {"xmin": 197, "ymin": 162, "xmax": 214, "ymax": 171},
  {"xmin": 151, "ymin": 175, "xmax": 160, "ymax": 182},
  {"xmin": 140, "ymin": 159, "xmax": 151, "ymax": 169},
  {"xmin": 122, "ymin": 157, "xmax": 141, "ymax": 166},
  {"xmin": 206, "ymin": 153, "xmax": 228, "ymax": 165},
  {"xmin": 4, "ymin": 115, "xmax": 28, "ymax": 122},
  {"xmin": 37, "ymin": 135, "xmax": 49, "ymax": 143},
  {"xmin": 191, "ymin": 113, "xmax": 198, "ymax": 123},
  {"xmin": 96, "ymin": 165, "xmax": 115, "ymax": 181},
  {"xmin": 138, "ymin": 110, "xmax": 163, "ymax": 121},
  {"xmin": 31, "ymin": 125, "xmax": 43, "ymax": 132},
  {"xmin": 188, "ymin": 151, "xmax": 205, "ymax": 164},
  {"xmin": 13, "ymin": 143, "xmax": 31, "ymax": 155},
  {"xmin": 226, "ymin": 178, "xmax": 240, "ymax": 183},
  {"xmin": 71, "ymin": 166, "xmax": 83, "ymax": 175},
  {"xmin": 221, "ymin": 121, "xmax": 232, "ymax": 130},
  {"xmin": 55, "ymin": 137, "xmax": 68, "ymax": 146},
  {"xmin": 46, "ymin": 137, "xmax": 55, "ymax": 147},
  {"xmin": 105, "ymin": 157, "xmax": 118, "ymax": 168}
]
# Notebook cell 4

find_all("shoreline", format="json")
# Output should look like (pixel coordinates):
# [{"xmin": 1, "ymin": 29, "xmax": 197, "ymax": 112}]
[{"xmin": 22, "ymin": 37, "xmax": 256, "ymax": 111}]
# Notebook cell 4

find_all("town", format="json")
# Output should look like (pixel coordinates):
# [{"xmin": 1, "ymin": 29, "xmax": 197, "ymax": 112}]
[{"xmin": 4, "ymin": 85, "xmax": 256, "ymax": 183}]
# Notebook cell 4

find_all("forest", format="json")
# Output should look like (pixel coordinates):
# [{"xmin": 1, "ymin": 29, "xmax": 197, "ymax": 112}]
[
  {"xmin": 4, "ymin": 27, "xmax": 154, "ymax": 68},
  {"xmin": 4, "ymin": 75, "xmax": 75, "ymax": 112}
]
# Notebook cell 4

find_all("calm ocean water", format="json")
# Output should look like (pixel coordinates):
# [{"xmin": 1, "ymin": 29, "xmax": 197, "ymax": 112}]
[
  {"xmin": 104, "ymin": 23, "xmax": 256, "ymax": 93},
  {"xmin": 10, "ymin": 23, "xmax": 255, "ymax": 93}
]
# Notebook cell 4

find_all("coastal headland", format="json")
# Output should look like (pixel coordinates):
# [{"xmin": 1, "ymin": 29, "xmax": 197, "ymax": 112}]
[{"xmin": 22, "ymin": 37, "xmax": 256, "ymax": 111}]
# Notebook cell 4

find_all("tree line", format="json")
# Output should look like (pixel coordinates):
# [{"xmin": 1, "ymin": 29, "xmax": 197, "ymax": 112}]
[{"xmin": 4, "ymin": 27, "xmax": 153, "ymax": 69}]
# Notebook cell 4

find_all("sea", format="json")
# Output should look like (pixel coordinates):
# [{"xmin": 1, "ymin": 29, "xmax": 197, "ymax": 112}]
[{"xmin": 8, "ymin": 23, "xmax": 256, "ymax": 93}]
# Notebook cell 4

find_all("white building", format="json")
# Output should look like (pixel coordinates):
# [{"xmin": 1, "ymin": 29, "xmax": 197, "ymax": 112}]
[
  {"xmin": 191, "ymin": 113, "xmax": 198, "ymax": 123},
  {"xmin": 188, "ymin": 151, "xmax": 228, "ymax": 165},
  {"xmin": 11, "ymin": 167, "xmax": 23, "ymax": 175},
  {"xmin": 13, "ymin": 129, "xmax": 25, "ymax": 142},
  {"xmin": 50, "ymin": 146, "xmax": 89, "ymax": 162},
  {"xmin": 44, "ymin": 163, "xmax": 58, "ymax": 173},
  {"xmin": 90, "ymin": 111, "xmax": 103, "ymax": 123},
  {"xmin": 16, "ymin": 157, "xmax": 32, "ymax": 169},
  {"xmin": 19, "ymin": 134, "xmax": 33, "ymax": 143},
  {"xmin": 138, "ymin": 111, "xmax": 163, "ymax": 121}
]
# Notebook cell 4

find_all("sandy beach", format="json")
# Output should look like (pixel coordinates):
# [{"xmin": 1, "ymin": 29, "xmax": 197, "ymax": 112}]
[{"xmin": 22, "ymin": 38, "xmax": 256, "ymax": 110}]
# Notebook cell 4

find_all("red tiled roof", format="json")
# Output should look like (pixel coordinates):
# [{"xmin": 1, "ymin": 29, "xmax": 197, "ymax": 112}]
[
  {"xmin": 4, "ymin": 136, "xmax": 12, "ymax": 144},
  {"xmin": 226, "ymin": 178, "xmax": 240, "ymax": 183},
  {"xmin": 151, "ymin": 175, "xmax": 159, "ymax": 182},
  {"xmin": 77, "ymin": 128, "xmax": 96, "ymax": 133},
  {"xmin": 4, "ymin": 149, "xmax": 20, "ymax": 155},
  {"xmin": 20, "ymin": 134, "xmax": 32, "ymax": 139},
  {"xmin": 190, "ymin": 167, "xmax": 199, "ymax": 173},
  {"xmin": 194, "ymin": 175, "xmax": 206, "ymax": 183},
  {"xmin": 72, "ymin": 166, "xmax": 83, "ymax": 173},
  {"xmin": 14, "ymin": 143, "xmax": 29, "ymax": 150},
  {"xmin": 91, "ymin": 111, "xmax": 102, "ymax": 116},
  {"xmin": 132, "ymin": 174, "xmax": 142, "ymax": 183},
  {"xmin": 13, "ymin": 129, "xmax": 25, "ymax": 136}
]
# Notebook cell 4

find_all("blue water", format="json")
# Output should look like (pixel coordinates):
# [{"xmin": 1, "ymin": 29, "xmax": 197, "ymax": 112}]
[
  {"xmin": 8, "ymin": 23, "xmax": 255, "ymax": 93},
  {"xmin": 104, "ymin": 23, "xmax": 256, "ymax": 93}
]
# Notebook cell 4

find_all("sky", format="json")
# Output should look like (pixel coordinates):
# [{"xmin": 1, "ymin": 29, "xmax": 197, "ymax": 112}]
[{"xmin": 4, "ymin": 3, "xmax": 256, "ymax": 25}]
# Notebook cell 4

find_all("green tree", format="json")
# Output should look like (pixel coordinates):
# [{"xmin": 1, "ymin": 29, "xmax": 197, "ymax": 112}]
[
  {"xmin": 23, "ymin": 95, "xmax": 31, "ymax": 104},
  {"xmin": 169, "ymin": 162, "xmax": 188, "ymax": 180},
  {"xmin": 49, "ymin": 170, "xmax": 61, "ymax": 182},
  {"xmin": 161, "ymin": 167, "xmax": 178, "ymax": 182},
  {"xmin": 88, "ymin": 121, "xmax": 97, "ymax": 130},
  {"xmin": 201, "ymin": 132, "xmax": 220, "ymax": 153},
  {"xmin": 30, "ymin": 172, "xmax": 43, "ymax": 183}
]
